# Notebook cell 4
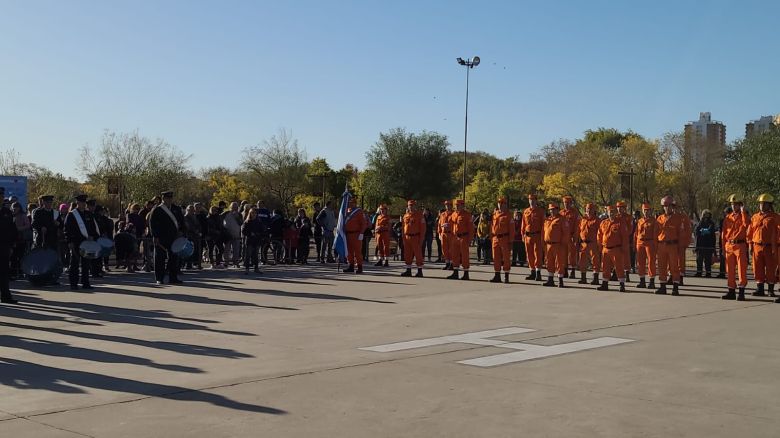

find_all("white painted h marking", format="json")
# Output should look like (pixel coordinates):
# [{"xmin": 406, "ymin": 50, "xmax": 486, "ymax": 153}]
[{"xmin": 360, "ymin": 327, "xmax": 635, "ymax": 367}]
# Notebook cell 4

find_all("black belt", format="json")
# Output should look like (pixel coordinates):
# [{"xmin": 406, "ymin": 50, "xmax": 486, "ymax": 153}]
[
  {"xmin": 606, "ymin": 245, "xmax": 622, "ymax": 249},
  {"xmin": 659, "ymin": 240, "xmax": 678, "ymax": 244},
  {"xmin": 728, "ymin": 239, "xmax": 746, "ymax": 244},
  {"xmin": 640, "ymin": 238, "xmax": 654, "ymax": 241},
  {"xmin": 581, "ymin": 240, "xmax": 592, "ymax": 243},
  {"xmin": 495, "ymin": 233, "xmax": 509, "ymax": 238},
  {"xmin": 754, "ymin": 242, "xmax": 772, "ymax": 246},
  {"xmin": 545, "ymin": 241, "xmax": 559, "ymax": 244},
  {"xmin": 456, "ymin": 232, "xmax": 469, "ymax": 237},
  {"xmin": 526, "ymin": 231, "xmax": 541, "ymax": 235},
  {"xmin": 405, "ymin": 233, "xmax": 420, "ymax": 237}
]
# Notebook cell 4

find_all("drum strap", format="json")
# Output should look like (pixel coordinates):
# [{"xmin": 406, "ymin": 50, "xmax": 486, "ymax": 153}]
[
  {"xmin": 159, "ymin": 204, "xmax": 179, "ymax": 229},
  {"xmin": 71, "ymin": 210, "xmax": 89, "ymax": 239}
]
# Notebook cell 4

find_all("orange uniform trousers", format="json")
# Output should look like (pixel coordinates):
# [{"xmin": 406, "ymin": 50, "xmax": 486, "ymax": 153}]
[
  {"xmin": 492, "ymin": 237, "xmax": 511, "ymax": 272},
  {"xmin": 440, "ymin": 232, "xmax": 453, "ymax": 262},
  {"xmin": 567, "ymin": 239, "xmax": 578, "ymax": 269},
  {"xmin": 752, "ymin": 244, "xmax": 776, "ymax": 284},
  {"xmin": 601, "ymin": 246, "xmax": 624, "ymax": 281},
  {"xmin": 347, "ymin": 233, "xmax": 363, "ymax": 267},
  {"xmin": 452, "ymin": 235, "xmax": 471, "ymax": 270},
  {"xmin": 657, "ymin": 242, "xmax": 680, "ymax": 283},
  {"xmin": 525, "ymin": 233, "xmax": 543, "ymax": 270},
  {"xmin": 403, "ymin": 235, "xmax": 423, "ymax": 267},
  {"xmin": 725, "ymin": 242, "xmax": 748, "ymax": 289},
  {"xmin": 636, "ymin": 241, "xmax": 657, "ymax": 278},
  {"xmin": 545, "ymin": 242, "xmax": 566, "ymax": 276},
  {"xmin": 578, "ymin": 241, "xmax": 600, "ymax": 272},
  {"xmin": 677, "ymin": 245, "xmax": 687, "ymax": 277},
  {"xmin": 376, "ymin": 231, "xmax": 390, "ymax": 259}
]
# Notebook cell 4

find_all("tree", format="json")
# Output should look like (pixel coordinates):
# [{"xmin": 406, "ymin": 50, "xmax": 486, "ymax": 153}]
[
  {"xmin": 79, "ymin": 130, "xmax": 192, "ymax": 206},
  {"xmin": 242, "ymin": 128, "xmax": 308, "ymax": 213},
  {"xmin": 465, "ymin": 170, "xmax": 499, "ymax": 213},
  {"xmin": 200, "ymin": 167, "xmax": 253, "ymax": 205},
  {"xmin": 365, "ymin": 128, "xmax": 454, "ymax": 201},
  {"xmin": 711, "ymin": 127, "xmax": 780, "ymax": 211},
  {"xmin": 583, "ymin": 128, "xmax": 642, "ymax": 149}
]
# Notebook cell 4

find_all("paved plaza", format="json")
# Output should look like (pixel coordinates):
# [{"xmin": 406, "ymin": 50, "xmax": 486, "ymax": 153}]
[{"xmin": 1, "ymin": 263, "xmax": 778, "ymax": 437}]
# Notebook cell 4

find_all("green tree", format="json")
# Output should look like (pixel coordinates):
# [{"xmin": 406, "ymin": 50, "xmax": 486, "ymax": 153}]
[
  {"xmin": 465, "ymin": 170, "xmax": 499, "ymax": 213},
  {"xmin": 365, "ymin": 128, "xmax": 454, "ymax": 201}
]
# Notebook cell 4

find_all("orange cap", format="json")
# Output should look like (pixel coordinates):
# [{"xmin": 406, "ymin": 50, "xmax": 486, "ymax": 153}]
[
  {"xmin": 616, "ymin": 201, "xmax": 627, "ymax": 207},
  {"xmin": 641, "ymin": 203, "xmax": 651, "ymax": 210},
  {"xmin": 661, "ymin": 196, "xmax": 674, "ymax": 206},
  {"xmin": 379, "ymin": 204, "xmax": 388, "ymax": 209},
  {"xmin": 548, "ymin": 203, "xmax": 559, "ymax": 210},
  {"xmin": 562, "ymin": 196, "xmax": 573, "ymax": 201},
  {"xmin": 606, "ymin": 205, "xmax": 617, "ymax": 212},
  {"xmin": 527, "ymin": 194, "xmax": 538, "ymax": 200},
  {"xmin": 497, "ymin": 196, "xmax": 507, "ymax": 204}
]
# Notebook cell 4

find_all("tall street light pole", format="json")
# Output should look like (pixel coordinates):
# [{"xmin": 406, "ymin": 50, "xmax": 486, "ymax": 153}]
[{"xmin": 457, "ymin": 56, "xmax": 480, "ymax": 203}]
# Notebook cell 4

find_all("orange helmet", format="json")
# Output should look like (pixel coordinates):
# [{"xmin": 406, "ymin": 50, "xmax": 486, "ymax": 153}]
[
  {"xmin": 661, "ymin": 196, "xmax": 674, "ymax": 206},
  {"xmin": 616, "ymin": 201, "xmax": 627, "ymax": 208},
  {"xmin": 562, "ymin": 195, "xmax": 573, "ymax": 202},
  {"xmin": 497, "ymin": 196, "xmax": 507, "ymax": 204},
  {"xmin": 548, "ymin": 203, "xmax": 559, "ymax": 210},
  {"xmin": 641, "ymin": 203, "xmax": 652, "ymax": 210},
  {"xmin": 407, "ymin": 200, "xmax": 416, "ymax": 206}
]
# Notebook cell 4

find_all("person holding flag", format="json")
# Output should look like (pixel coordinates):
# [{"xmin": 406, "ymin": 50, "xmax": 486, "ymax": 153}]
[
  {"xmin": 333, "ymin": 189, "xmax": 350, "ymax": 270},
  {"xmin": 342, "ymin": 196, "xmax": 367, "ymax": 274},
  {"xmin": 401, "ymin": 200, "xmax": 425, "ymax": 277}
]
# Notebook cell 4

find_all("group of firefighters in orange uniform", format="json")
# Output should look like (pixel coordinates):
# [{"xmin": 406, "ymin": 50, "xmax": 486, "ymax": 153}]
[{"xmin": 344, "ymin": 191, "xmax": 780, "ymax": 303}]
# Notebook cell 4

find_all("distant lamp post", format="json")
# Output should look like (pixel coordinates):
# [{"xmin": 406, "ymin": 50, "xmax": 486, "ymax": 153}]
[{"xmin": 456, "ymin": 56, "xmax": 480, "ymax": 202}]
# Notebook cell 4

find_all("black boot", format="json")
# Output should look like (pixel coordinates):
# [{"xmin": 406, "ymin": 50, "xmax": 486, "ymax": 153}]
[
  {"xmin": 446, "ymin": 269, "xmax": 459, "ymax": 280},
  {"xmin": 597, "ymin": 281, "xmax": 609, "ymax": 291},
  {"xmin": 558, "ymin": 277, "xmax": 565, "ymax": 288},
  {"xmin": 648, "ymin": 278, "xmax": 655, "ymax": 289},
  {"xmin": 666, "ymin": 277, "xmax": 673, "ymax": 285},
  {"xmin": 738, "ymin": 287, "xmax": 746, "ymax": 301},
  {"xmin": 693, "ymin": 272, "xmax": 702, "ymax": 277},
  {"xmin": 569, "ymin": 268, "xmax": 576, "ymax": 279},
  {"xmin": 590, "ymin": 273, "xmax": 600, "ymax": 285},
  {"xmin": 356, "ymin": 265, "xmax": 363, "ymax": 274},
  {"xmin": 637, "ymin": 278, "xmax": 646, "ymax": 288},
  {"xmin": 722, "ymin": 288, "xmax": 736, "ymax": 300},
  {"xmin": 374, "ymin": 260, "xmax": 383, "ymax": 267},
  {"xmin": 562, "ymin": 269, "xmax": 568, "ymax": 279},
  {"xmin": 610, "ymin": 270, "xmax": 617, "ymax": 281},
  {"xmin": 655, "ymin": 284, "xmax": 667, "ymax": 295},
  {"xmin": 753, "ymin": 283, "xmax": 766, "ymax": 297},
  {"xmin": 401, "ymin": 268, "xmax": 412, "ymax": 277},
  {"xmin": 415, "ymin": 268, "xmax": 423, "ymax": 278},
  {"xmin": 442, "ymin": 263, "xmax": 450, "ymax": 270},
  {"xmin": 624, "ymin": 271, "xmax": 631, "ymax": 283},
  {"xmin": 678, "ymin": 276, "xmax": 684, "ymax": 286},
  {"xmin": 525, "ymin": 270, "xmax": 537, "ymax": 281},
  {"xmin": 578, "ymin": 272, "xmax": 588, "ymax": 284},
  {"xmin": 489, "ymin": 272, "xmax": 502, "ymax": 283},
  {"xmin": 543, "ymin": 275, "xmax": 555, "ymax": 287},
  {"xmin": 461, "ymin": 271, "xmax": 470, "ymax": 281},
  {"xmin": 537, "ymin": 271, "xmax": 544, "ymax": 282},
  {"xmin": 619, "ymin": 283, "xmax": 626, "ymax": 292},
  {"xmin": 384, "ymin": 260, "xmax": 388, "ymax": 267},
  {"xmin": 672, "ymin": 283, "xmax": 680, "ymax": 296},
  {"xmin": 768, "ymin": 283, "xmax": 776, "ymax": 297},
  {"xmin": 343, "ymin": 264, "xmax": 355, "ymax": 273},
  {"xmin": 504, "ymin": 272, "xmax": 510, "ymax": 284}
]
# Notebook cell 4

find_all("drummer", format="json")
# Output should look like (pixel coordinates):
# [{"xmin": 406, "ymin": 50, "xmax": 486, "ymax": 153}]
[
  {"xmin": 31, "ymin": 195, "xmax": 59, "ymax": 251},
  {"xmin": 64, "ymin": 194, "xmax": 98, "ymax": 290},
  {"xmin": 149, "ymin": 190, "xmax": 185, "ymax": 285}
]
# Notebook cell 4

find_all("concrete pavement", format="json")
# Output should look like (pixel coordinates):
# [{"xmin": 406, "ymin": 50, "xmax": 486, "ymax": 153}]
[{"xmin": 1, "ymin": 262, "xmax": 778, "ymax": 437}]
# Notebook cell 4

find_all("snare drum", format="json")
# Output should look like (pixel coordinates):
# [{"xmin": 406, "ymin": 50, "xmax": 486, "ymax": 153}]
[
  {"xmin": 79, "ymin": 240, "xmax": 102, "ymax": 260},
  {"xmin": 97, "ymin": 237, "xmax": 114, "ymax": 258},
  {"xmin": 171, "ymin": 237, "xmax": 194, "ymax": 259}
]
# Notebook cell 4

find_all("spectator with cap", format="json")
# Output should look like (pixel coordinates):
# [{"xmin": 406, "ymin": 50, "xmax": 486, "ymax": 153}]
[{"xmin": 694, "ymin": 209, "xmax": 717, "ymax": 277}]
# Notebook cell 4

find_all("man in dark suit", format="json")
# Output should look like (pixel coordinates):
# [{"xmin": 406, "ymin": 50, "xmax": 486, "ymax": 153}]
[
  {"xmin": 31, "ymin": 195, "xmax": 59, "ymax": 250},
  {"xmin": 149, "ymin": 191, "xmax": 185, "ymax": 285},
  {"xmin": 64, "ymin": 194, "xmax": 98, "ymax": 290},
  {"xmin": 0, "ymin": 188, "xmax": 19, "ymax": 303}
]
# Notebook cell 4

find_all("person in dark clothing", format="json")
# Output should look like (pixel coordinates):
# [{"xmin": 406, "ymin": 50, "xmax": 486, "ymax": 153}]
[
  {"xmin": 206, "ymin": 206, "xmax": 225, "ymax": 268},
  {"xmin": 694, "ymin": 209, "xmax": 717, "ymax": 277},
  {"xmin": 312, "ymin": 202, "xmax": 323, "ymax": 262},
  {"xmin": 64, "ymin": 195, "xmax": 98, "ymax": 290},
  {"xmin": 511, "ymin": 209, "xmax": 526, "ymax": 266},
  {"xmin": 184, "ymin": 204, "xmax": 203, "ymax": 270},
  {"xmin": 31, "ymin": 195, "xmax": 59, "ymax": 250},
  {"xmin": 148, "ymin": 191, "xmax": 185, "ymax": 284},
  {"xmin": 295, "ymin": 208, "xmax": 312, "ymax": 264},
  {"xmin": 0, "ymin": 189, "xmax": 19, "ymax": 303},
  {"xmin": 422, "ymin": 208, "xmax": 435, "ymax": 262},
  {"xmin": 95, "ymin": 205, "xmax": 115, "ymax": 273},
  {"xmin": 241, "ymin": 207, "xmax": 264, "ymax": 274}
]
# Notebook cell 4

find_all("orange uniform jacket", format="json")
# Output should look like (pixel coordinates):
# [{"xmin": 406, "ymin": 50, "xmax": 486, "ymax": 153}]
[
  {"xmin": 656, "ymin": 213, "xmax": 685, "ymax": 282},
  {"xmin": 578, "ymin": 216, "xmax": 601, "ymax": 244},
  {"xmin": 722, "ymin": 210, "xmax": 750, "ymax": 288},
  {"xmin": 374, "ymin": 213, "xmax": 391, "ymax": 258},
  {"xmin": 747, "ymin": 211, "xmax": 778, "ymax": 284},
  {"xmin": 402, "ymin": 210, "xmax": 426, "ymax": 267},
  {"xmin": 522, "ymin": 206, "xmax": 546, "ymax": 271},
  {"xmin": 635, "ymin": 217, "xmax": 657, "ymax": 278},
  {"xmin": 597, "ymin": 218, "xmax": 629, "ymax": 281},
  {"xmin": 561, "ymin": 207, "xmax": 580, "ymax": 268},
  {"xmin": 578, "ymin": 215, "xmax": 601, "ymax": 272},
  {"xmin": 521, "ymin": 207, "xmax": 545, "ymax": 236},
  {"xmin": 491, "ymin": 210, "xmax": 515, "ymax": 272},
  {"xmin": 449, "ymin": 210, "xmax": 474, "ymax": 269},
  {"xmin": 543, "ymin": 213, "xmax": 569, "ymax": 275},
  {"xmin": 344, "ymin": 208, "xmax": 367, "ymax": 265}
]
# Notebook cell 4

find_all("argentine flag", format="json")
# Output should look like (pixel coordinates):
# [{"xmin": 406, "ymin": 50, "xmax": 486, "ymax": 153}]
[{"xmin": 333, "ymin": 189, "xmax": 350, "ymax": 262}]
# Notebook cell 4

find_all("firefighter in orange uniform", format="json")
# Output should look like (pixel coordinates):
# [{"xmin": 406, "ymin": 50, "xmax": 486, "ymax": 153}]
[
  {"xmin": 596, "ymin": 205, "xmax": 629, "ymax": 292},
  {"xmin": 543, "ymin": 203, "xmax": 569, "ymax": 288},
  {"xmin": 615, "ymin": 201, "xmax": 633, "ymax": 282},
  {"xmin": 400, "ymin": 200, "xmax": 426, "ymax": 277},
  {"xmin": 635, "ymin": 203, "xmax": 658, "ymax": 290},
  {"xmin": 747, "ymin": 193, "xmax": 777, "ymax": 297},
  {"xmin": 674, "ymin": 203, "xmax": 692, "ymax": 285},
  {"xmin": 577, "ymin": 203, "xmax": 601, "ymax": 285},
  {"xmin": 373, "ymin": 204, "xmax": 391, "ymax": 267},
  {"xmin": 490, "ymin": 196, "xmax": 514, "ymax": 284},
  {"xmin": 522, "ymin": 194, "xmax": 546, "ymax": 281},
  {"xmin": 343, "ymin": 197, "xmax": 367, "ymax": 274},
  {"xmin": 438, "ymin": 200, "xmax": 454, "ymax": 270},
  {"xmin": 721, "ymin": 194, "xmax": 749, "ymax": 301},
  {"xmin": 561, "ymin": 196, "xmax": 581, "ymax": 279},
  {"xmin": 447, "ymin": 199, "xmax": 474, "ymax": 280},
  {"xmin": 655, "ymin": 196, "xmax": 684, "ymax": 295}
]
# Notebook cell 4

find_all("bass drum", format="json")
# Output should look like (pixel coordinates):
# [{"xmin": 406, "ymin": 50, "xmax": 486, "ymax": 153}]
[
  {"xmin": 21, "ymin": 248, "xmax": 63, "ymax": 286},
  {"xmin": 171, "ymin": 237, "xmax": 194, "ymax": 259},
  {"xmin": 97, "ymin": 237, "xmax": 114, "ymax": 258},
  {"xmin": 79, "ymin": 241, "xmax": 102, "ymax": 260}
]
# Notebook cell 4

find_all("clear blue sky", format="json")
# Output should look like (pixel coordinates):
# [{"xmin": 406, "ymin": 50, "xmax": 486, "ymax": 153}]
[{"xmin": 1, "ymin": 0, "xmax": 778, "ymax": 179}]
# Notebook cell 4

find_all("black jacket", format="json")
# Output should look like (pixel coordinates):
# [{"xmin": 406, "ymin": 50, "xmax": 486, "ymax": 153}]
[
  {"xmin": 149, "ymin": 204, "xmax": 184, "ymax": 248},
  {"xmin": 64, "ymin": 209, "xmax": 99, "ymax": 245},
  {"xmin": 695, "ymin": 218, "xmax": 717, "ymax": 250},
  {"xmin": 31, "ymin": 207, "xmax": 59, "ymax": 247},
  {"xmin": 0, "ymin": 206, "xmax": 18, "ymax": 248},
  {"xmin": 241, "ymin": 219, "xmax": 266, "ymax": 247}
]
